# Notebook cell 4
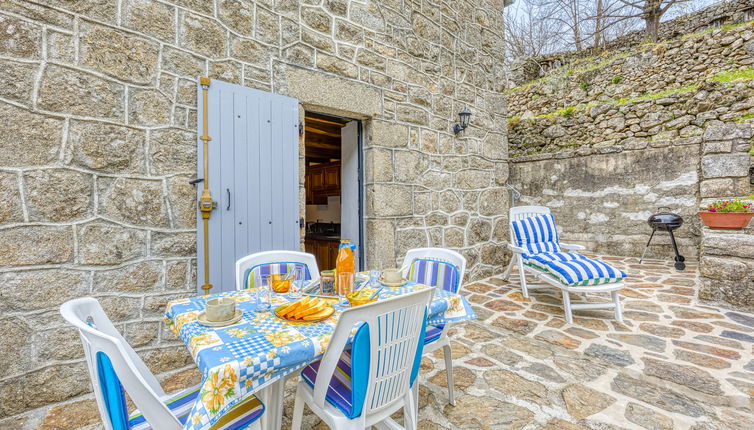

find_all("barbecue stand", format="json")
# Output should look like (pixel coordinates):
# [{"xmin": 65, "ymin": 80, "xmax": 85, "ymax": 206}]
[{"xmin": 639, "ymin": 206, "xmax": 685, "ymax": 270}]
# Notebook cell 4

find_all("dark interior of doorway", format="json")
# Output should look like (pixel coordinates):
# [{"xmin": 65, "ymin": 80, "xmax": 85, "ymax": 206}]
[{"xmin": 303, "ymin": 111, "xmax": 364, "ymax": 271}]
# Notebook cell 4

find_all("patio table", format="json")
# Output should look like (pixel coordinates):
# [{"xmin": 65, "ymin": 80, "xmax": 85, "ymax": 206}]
[{"xmin": 164, "ymin": 282, "xmax": 476, "ymax": 430}]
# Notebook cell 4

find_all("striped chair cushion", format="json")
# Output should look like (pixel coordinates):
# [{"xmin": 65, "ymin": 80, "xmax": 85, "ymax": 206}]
[
  {"xmin": 424, "ymin": 324, "xmax": 445, "ymax": 343},
  {"xmin": 243, "ymin": 262, "xmax": 311, "ymax": 289},
  {"xmin": 128, "ymin": 385, "xmax": 264, "ymax": 430},
  {"xmin": 408, "ymin": 259, "xmax": 461, "ymax": 293},
  {"xmin": 522, "ymin": 252, "xmax": 626, "ymax": 286},
  {"xmin": 301, "ymin": 349, "xmax": 359, "ymax": 418},
  {"xmin": 511, "ymin": 213, "xmax": 561, "ymax": 254}
]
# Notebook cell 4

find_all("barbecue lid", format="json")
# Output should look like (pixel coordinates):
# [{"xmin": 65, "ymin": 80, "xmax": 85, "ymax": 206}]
[{"xmin": 647, "ymin": 206, "xmax": 683, "ymax": 226}]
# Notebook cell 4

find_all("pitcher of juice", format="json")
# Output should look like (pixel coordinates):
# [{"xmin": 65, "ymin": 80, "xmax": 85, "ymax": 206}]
[{"xmin": 335, "ymin": 239, "xmax": 356, "ymax": 296}]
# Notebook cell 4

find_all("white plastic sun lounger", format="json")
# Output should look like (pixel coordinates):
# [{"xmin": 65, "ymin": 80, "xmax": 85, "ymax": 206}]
[{"xmin": 502, "ymin": 206, "xmax": 625, "ymax": 324}]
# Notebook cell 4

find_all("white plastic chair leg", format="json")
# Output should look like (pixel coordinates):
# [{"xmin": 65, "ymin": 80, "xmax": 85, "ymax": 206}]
[
  {"xmin": 291, "ymin": 385, "xmax": 305, "ymax": 430},
  {"xmin": 611, "ymin": 291, "xmax": 623, "ymax": 322},
  {"xmin": 517, "ymin": 259, "xmax": 529, "ymax": 298},
  {"xmin": 502, "ymin": 254, "xmax": 516, "ymax": 280},
  {"xmin": 443, "ymin": 343, "xmax": 455, "ymax": 406},
  {"xmin": 562, "ymin": 290, "xmax": 573, "ymax": 324},
  {"xmin": 403, "ymin": 390, "xmax": 417, "ymax": 430}
]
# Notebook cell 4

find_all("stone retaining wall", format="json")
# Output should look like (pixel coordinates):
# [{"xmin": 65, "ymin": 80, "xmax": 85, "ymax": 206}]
[
  {"xmin": 508, "ymin": 19, "xmax": 754, "ymax": 261},
  {"xmin": 510, "ymin": 0, "xmax": 754, "ymax": 85},
  {"xmin": 0, "ymin": 0, "xmax": 507, "ymax": 427}
]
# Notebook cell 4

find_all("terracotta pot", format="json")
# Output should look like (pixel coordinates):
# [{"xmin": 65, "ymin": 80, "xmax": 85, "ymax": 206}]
[{"xmin": 698, "ymin": 211, "xmax": 754, "ymax": 230}]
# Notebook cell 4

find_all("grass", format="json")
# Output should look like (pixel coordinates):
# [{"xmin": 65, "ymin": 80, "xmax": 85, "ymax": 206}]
[
  {"xmin": 709, "ymin": 67, "xmax": 754, "ymax": 83},
  {"xmin": 735, "ymin": 112, "xmax": 754, "ymax": 123}
]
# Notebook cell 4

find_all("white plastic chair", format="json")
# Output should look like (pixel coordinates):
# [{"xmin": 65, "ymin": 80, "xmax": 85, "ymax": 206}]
[
  {"xmin": 60, "ymin": 297, "xmax": 263, "ymax": 430},
  {"xmin": 400, "ymin": 247, "xmax": 466, "ymax": 406},
  {"xmin": 290, "ymin": 288, "xmax": 434, "ymax": 430},
  {"xmin": 503, "ymin": 205, "xmax": 624, "ymax": 324},
  {"xmin": 235, "ymin": 250, "xmax": 320, "ymax": 291}
]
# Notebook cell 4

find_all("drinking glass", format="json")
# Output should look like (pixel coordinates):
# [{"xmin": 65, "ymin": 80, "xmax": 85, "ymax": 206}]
[
  {"xmin": 256, "ymin": 274, "xmax": 272, "ymax": 312},
  {"xmin": 289, "ymin": 266, "xmax": 305, "ymax": 299},
  {"xmin": 337, "ymin": 272, "xmax": 354, "ymax": 306}
]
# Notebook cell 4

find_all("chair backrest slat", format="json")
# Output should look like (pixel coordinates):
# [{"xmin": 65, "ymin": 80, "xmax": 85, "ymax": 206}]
[
  {"xmin": 60, "ymin": 298, "xmax": 182, "ymax": 430},
  {"xmin": 509, "ymin": 206, "xmax": 559, "ymax": 253},
  {"xmin": 235, "ymin": 250, "xmax": 320, "ymax": 290}
]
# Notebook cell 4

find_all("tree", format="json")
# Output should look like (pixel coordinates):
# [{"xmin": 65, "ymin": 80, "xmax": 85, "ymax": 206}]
[
  {"xmin": 504, "ymin": 0, "xmax": 566, "ymax": 61},
  {"xmin": 614, "ymin": 0, "xmax": 691, "ymax": 41},
  {"xmin": 533, "ymin": 0, "xmax": 587, "ymax": 51}
]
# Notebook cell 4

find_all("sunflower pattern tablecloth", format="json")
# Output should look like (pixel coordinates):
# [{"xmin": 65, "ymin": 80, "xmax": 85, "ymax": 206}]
[{"xmin": 164, "ymin": 283, "xmax": 475, "ymax": 430}]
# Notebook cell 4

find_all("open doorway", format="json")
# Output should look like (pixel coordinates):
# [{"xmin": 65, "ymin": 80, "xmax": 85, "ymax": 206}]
[{"xmin": 303, "ymin": 112, "xmax": 364, "ymax": 271}]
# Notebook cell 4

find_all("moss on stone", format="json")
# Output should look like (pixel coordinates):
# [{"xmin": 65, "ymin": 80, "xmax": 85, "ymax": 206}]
[{"xmin": 710, "ymin": 67, "xmax": 754, "ymax": 83}]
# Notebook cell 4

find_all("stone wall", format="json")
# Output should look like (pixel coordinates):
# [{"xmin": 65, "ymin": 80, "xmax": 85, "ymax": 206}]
[
  {"xmin": 0, "ymin": 0, "xmax": 507, "ymax": 427},
  {"xmin": 510, "ymin": 0, "xmax": 754, "ymax": 85},
  {"xmin": 508, "ymin": 20, "xmax": 754, "ymax": 259}
]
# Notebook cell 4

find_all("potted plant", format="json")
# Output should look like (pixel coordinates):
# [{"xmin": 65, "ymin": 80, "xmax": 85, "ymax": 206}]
[{"xmin": 698, "ymin": 198, "xmax": 754, "ymax": 230}]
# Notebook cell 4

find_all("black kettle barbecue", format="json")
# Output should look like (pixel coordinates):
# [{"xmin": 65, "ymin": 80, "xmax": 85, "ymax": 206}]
[{"xmin": 639, "ymin": 206, "xmax": 685, "ymax": 270}]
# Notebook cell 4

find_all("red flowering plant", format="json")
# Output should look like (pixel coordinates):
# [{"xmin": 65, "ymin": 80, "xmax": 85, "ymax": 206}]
[{"xmin": 704, "ymin": 199, "xmax": 753, "ymax": 213}]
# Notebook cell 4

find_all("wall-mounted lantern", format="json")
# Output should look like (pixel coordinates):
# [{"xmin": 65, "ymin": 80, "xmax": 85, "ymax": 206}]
[{"xmin": 453, "ymin": 107, "xmax": 472, "ymax": 134}]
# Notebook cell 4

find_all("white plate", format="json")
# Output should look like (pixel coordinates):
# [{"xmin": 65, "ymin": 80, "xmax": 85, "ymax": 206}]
[
  {"xmin": 380, "ymin": 279, "xmax": 407, "ymax": 288},
  {"xmin": 197, "ymin": 309, "xmax": 244, "ymax": 327}
]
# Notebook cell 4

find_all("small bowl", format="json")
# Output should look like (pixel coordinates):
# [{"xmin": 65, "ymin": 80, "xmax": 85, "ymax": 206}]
[{"xmin": 347, "ymin": 289, "xmax": 378, "ymax": 307}]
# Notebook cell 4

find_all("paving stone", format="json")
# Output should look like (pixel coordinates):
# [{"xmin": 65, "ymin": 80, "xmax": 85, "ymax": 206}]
[
  {"xmin": 695, "ymin": 334, "xmax": 743, "ymax": 349},
  {"xmin": 725, "ymin": 312, "xmax": 754, "ymax": 328},
  {"xmin": 564, "ymin": 327, "xmax": 599, "ymax": 339},
  {"xmin": 429, "ymin": 366, "xmax": 476, "ymax": 390},
  {"xmin": 464, "ymin": 357, "xmax": 494, "ymax": 367},
  {"xmin": 562, "ymin": 384, "xmax": 616, "ymax": 419},
  {"xmin": 553, "ymin": 355, "xmax": 608, "ymax": 381},
  {"xmin": 624, "ymin": 402, "xmax": 674, "ymax": 430},
  {"xmin": 584, "ymin": 343, "xmax": 635, "ymax": 367},
  {"xmin": 611, "ymin": 374, "xmax": 705, "ymax": 417},
  {"xmin": 539, "ymin": 419, "xmax": 590, "ymax": 430},
  {"xmin": 642, "ymin": 357, "xmax": 723, "ymax": 395},
  {"xmin": 484, "ymin": 369, "xmax": 550, "ymax": 405},
  {"xmin": 639, "ymin": 323, "xmax": 685, "ymax": 339},
  {"xmin": 720, "ymin": 330, "xmax": 754, "ymax": 343},
  {"xmin": 534, "ymin": 329, "xmax": 580, "ymax": 349},
  {"xmin": 522, "ymin": 363, "xmax": 566, "ymax": 383},
  {"xmin": 669, "ymin": 306, "xmax": 723, "ymax": 320},
  {"xmin": 726, "ymin": 378, "xmax": 754, "ymax": 397},
  {"xmin": 480, "ymin": 344, "xmax": 524, "ymax": 366},
  {"xmin": 673, "ymin": 349, "xmax": 731, "ymax": 369},
  {"xmin": 607, "ymin": 333, "xmax": 666, "ymax": 353},
  {"xmin": 672, "ymin": 340, "xmax": 741, "ymax": 360},
  {"xmin": 671, "ymin": 320, "xmax": 715, "ymax": 333},
  {"xmin": 491, "ymin": 315, "xmax": 537, "ymax": 334},
  {"xmin": 443, "ymin": 396, "xmax": 534, "ymax": 429},
  {"xmin": 484, "ymin": 299, "xmax": 524, "ymax": 312}
]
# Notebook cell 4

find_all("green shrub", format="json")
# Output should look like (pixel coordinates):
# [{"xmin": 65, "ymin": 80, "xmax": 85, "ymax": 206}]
[
  {"xmin": 611, "ymin": 75, "xmax": 623, "ymax": 84},
  {"xmin": 580, "ymin": 82, "xmax": 590, "ymax": 91}
]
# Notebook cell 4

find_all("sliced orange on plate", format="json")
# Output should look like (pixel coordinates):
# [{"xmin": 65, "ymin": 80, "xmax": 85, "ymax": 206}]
[{"xmin": 275, "ymin": 297, "xmax": 334, "ymax": 322}]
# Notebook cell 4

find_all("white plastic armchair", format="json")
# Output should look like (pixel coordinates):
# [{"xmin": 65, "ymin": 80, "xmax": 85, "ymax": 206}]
[
  {"xmin": 235, "ymin": 250, "xmax": 320, "ymax": 290},
  {"xmin": 61, "ymin": 298, "xmax": 266, "ymax": 430},
  {"xmin": 400, "ymin": 247, "xmax": 466, "ymax": 406},
  {"xmin": 291, "ymin": 288, "xmax": 434, "ymax": 430}
]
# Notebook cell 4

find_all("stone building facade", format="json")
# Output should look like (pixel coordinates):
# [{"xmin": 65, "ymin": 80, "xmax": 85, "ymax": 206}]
[
  {"xmin": 0, "ymin": 0, "xmax": 507, "ymax": 427},
  {"xmin": 507, "ymin": 21, "xmax": 754, "ymax": 307}
]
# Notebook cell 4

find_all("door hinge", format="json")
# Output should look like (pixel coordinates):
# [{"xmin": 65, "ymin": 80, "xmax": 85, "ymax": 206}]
[{"xmin": 298, "ymin": 122, "xmax": 304, "ymax": 135}]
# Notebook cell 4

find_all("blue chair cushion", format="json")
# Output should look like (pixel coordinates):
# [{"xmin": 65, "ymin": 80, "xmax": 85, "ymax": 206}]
[
  {"xmin": 243, "ymin": 262, "xmax": 311, "ymax": 289},
  {"xmin": 424, "ymin": 324, "xmax": 445, "ymax": 344},
  {"xmin": 408, "ymin": 259, "xmax": 460, "ymax": 293},
  {"xmin": 511, "ymin": 213, "xmax": 561, "ymax": 254},
  {"xmin": 128, "ymin": 385, "xmax": 264, "ymax": 430},
  {"xmin": 522, "ymin": 252, "xmax": 627, "ymax": 286}
]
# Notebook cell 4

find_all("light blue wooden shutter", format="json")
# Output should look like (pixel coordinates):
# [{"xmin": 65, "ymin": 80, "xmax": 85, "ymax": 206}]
[{"xmin": 197, "ymin": 79, "xmax": 300, "ymax": 293}]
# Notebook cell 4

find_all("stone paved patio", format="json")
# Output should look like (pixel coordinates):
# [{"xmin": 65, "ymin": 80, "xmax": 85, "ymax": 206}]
[{"xmin": 284, "ymin": 256, "xmax": 754, "ymax": 429}]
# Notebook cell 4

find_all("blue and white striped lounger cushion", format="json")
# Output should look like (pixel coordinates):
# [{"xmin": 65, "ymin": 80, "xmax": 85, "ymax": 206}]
[
  {"xmin": 511, "ymin": 213, "xmax": 561, "ymax": 254},
  {"xmin": 521, "ymin": 252, "xmax": 626, "ymax": 286}
]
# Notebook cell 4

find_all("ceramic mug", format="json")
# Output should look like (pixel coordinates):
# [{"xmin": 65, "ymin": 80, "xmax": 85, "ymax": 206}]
[
  {"xmin": 206, "ymin": 297, "xmax": 236, "ymax": 322},
  {"xmin": 382, "ymin": 268, "xmax": 403, "ymax": 284}
]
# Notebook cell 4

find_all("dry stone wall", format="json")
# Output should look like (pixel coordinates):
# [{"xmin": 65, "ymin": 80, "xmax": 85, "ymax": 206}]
[
  {"xmin": 510, "ymin": 0, "xmax": 754, "ymax": 86},
  {"xmin": 508, "ymin": 21, "xmax": 754, "ymax": 267},
  {"xmin": 0, "ymin": 0, "xmax": 508, "ymax": 427}
]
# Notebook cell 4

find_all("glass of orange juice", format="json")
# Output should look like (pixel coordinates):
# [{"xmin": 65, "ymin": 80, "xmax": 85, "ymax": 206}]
[{"xmin": 267, "ymin": 273, "xmax": 291, "ymax": 293}]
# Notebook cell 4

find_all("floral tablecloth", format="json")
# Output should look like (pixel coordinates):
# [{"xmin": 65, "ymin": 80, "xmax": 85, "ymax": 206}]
[{"xmin": 164, "ymin": 283, "xmax": 475, "ymax": 430}]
